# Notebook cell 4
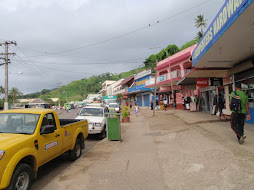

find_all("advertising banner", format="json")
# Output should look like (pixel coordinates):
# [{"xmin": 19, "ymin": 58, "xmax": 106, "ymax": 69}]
[
  {"xmin": 176, "ymin": 93, "xmax": 182, "ymax": 104},
  {"xmin": 196, "ymin": 78, "xmax": 209, "ymax": 87}
]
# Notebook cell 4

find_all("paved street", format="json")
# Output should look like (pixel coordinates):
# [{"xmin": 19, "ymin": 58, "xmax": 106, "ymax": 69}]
[
  {"xmin": 39, "ymin": 108, "xmax": 254, "ymax": 190},
  {"xmin": 31, "ymin": 108, "xmax": 100, "ymax": 190}
]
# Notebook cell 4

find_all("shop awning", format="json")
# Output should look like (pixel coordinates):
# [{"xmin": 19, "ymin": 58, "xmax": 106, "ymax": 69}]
[
  {"xmin": 176, "ymin": 77, "xmax": 196, "ymax": 85},
  {"xmin": 192, "ymin": 0, "xmax": 254, "ymax": 68},
  {"xmin": 176, "ymin": 69, "xmax": 228, "ymax": 85}
]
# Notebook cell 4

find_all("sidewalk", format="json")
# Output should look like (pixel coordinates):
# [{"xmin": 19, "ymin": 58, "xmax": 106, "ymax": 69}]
[
  {"xmin": 44, "ymin": 108, "xmax": 166, "ymax": 190},
  {"xmin": 44, "ymin": 108, "xmax": 254, "ymax": 190}
]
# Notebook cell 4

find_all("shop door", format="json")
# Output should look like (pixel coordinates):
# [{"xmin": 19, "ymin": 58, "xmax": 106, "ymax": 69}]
[
  {"xmin": 137, "ymin": 96, "xmax": 142, "ymax": 106},
  {"xmin": 205, "ymin": 91, "xmax": 210, "ymax": 112},
  {"xmin": 144, "ymin": 94, "xmax": 150, "ymax": 107},
  {"xmin": 209, "ymin": 90, "xmax": 215, "ymax": 114}
]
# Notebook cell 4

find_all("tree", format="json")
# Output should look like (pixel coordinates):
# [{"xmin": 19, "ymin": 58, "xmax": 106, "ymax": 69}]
[
  {"xmin": 9, "ymin": 87, "xmax": 22, "ymax": 104},
  {"xmin": 195, "ymin": 31, "xmax": 203, "ymax": 41},
  {"xmin": 194, "ymin": 15, "xmax": 207, "ymax": 36},
  {"xmin": 117, "ymin": 93, "xmax": 123, "ymax": 99},
  {"xmin": 0, "ymin": 86, "xmax": 4, "ymax": 94}
]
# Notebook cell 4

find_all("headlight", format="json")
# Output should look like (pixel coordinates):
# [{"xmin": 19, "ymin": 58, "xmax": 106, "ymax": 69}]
[
  {"xmin": 0, "ymin": 150, "xmax": 5, "ymax": 160},
  {"xmin": 94, "ymin": 123, "xmax": 101, "ymax": 127}
]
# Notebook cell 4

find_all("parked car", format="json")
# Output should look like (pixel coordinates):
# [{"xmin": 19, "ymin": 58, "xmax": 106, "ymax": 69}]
[
  {"xmin": 108, "ymin": 103, "xmax": 120, "ymax": 113},
  {"xmin": 0, "ymin": 109, "xmax": 88, "ymax": 190},
  {"xmin": 76, "ymin": 105, "xmax": 107, "ymax": 140}
]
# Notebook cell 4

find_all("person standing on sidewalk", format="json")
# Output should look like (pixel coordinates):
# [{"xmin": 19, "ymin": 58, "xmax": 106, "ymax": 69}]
[
  {"xmin": 230, "ymin": 82, "xmax": 251, "ymax": 144},
  {"xmin": 135, "ymin": 103, "xmax": 139, "ymax": 117},
  {"xmin": 130, "ymin": 101, "xmax": 132, "ymax": 109},
  {"xmin": 217, "ymin": 94, "xmax": 227, "ymax": 121}
]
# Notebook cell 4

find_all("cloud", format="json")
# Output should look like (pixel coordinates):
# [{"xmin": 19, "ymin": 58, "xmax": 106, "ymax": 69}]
[{"xmin": 0, "ymin": 0, "xmax": 224, "ymax": 94}]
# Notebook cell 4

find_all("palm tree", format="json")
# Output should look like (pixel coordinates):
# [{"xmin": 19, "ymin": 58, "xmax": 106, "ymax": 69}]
[
  {"xmin": 9, "ymin": 87, "xmax": 22, "ymax": 103},
  {"xmin": 196, "ymin": 31, "xmax": 203, "ymax": 40},
  {"xmin": 194, "ymin": 15, "xmax": 207, "ymax": 36},
  {"xmin": 0, "ymin": 86, "xmax": 4, "ymax": 94}
]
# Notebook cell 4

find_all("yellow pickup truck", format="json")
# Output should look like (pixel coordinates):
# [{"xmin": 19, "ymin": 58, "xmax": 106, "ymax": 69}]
[{"xmin": 0, "ymin": 109, "xmax": 88, "ymax": 190}]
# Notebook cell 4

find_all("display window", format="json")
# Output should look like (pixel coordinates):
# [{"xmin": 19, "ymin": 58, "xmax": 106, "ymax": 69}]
[{"xmin": 241, "ymin": 77, "xmax": 254, "ymax": 108}]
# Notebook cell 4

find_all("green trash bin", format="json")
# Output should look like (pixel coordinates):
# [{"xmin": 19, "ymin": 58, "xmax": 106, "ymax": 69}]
[{"xmin": 106, "ymin": 113, "xmax": 121, "ymax": 141}]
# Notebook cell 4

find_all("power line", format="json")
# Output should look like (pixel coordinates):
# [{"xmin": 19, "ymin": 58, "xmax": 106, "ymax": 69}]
[
  {"xmin": 12, "ymin": 57, "xmax": 146, "ymax": 66},
  {"xmin": 26, "ymin": 0, "xmax": 212, "ymax": 57}
]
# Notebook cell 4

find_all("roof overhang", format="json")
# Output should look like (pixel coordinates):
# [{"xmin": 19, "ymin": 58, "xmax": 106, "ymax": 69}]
[
  {"xmin": 192, "ymin": 0, "xmax": 254, "ymax": 68},
  {"xmin": 185, "ymin": 69, "xmax": 228, "ymax": 78}
]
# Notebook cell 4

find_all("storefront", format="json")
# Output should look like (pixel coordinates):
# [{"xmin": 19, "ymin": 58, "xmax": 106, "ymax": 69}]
[
  {"xmin": 235, "ymin": 68, "xmax": 254, "ymax": 124},
  {"xmin": 128, "ymin": 70, "xmax": 154, "ymax": 107},
  {"xmin": 200, "ymin": 86, "xmax": 216, "ymax": 113}
]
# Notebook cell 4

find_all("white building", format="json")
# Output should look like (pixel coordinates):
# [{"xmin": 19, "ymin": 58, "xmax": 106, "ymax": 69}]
[
  {"xmin": 84, "ymin": 94, "xmax": 101, "ymax": 103},
  {"xmin": 106, "ymin": 79, "xmax": 124, "ymax": 96},
  {"xmin": 101, "ymin": 80, "xmax": 116, "ymax": 95}
]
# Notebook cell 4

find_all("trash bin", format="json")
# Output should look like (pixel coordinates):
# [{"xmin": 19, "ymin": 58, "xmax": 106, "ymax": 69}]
[{"xmin": 106, "ymin": 113, "xmax": 121, "ymax": 141}]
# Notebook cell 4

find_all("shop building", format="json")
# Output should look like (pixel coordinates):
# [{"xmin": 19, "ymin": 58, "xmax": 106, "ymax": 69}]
[
  {"xmin": 145, "ymin": 45, "xmax": 198, "ymax": 109},
  {"xmin": 192, "ymin": 0, "xmax": 254, "ymax": 123},
  {"xmin": 127, "ymin": 70, "xmax": 154, "ymax": 107}
]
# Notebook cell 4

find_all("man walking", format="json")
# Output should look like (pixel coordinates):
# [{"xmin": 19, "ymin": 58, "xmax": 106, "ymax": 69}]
[{"xmin": 230, "ymin": 82, "xmax": 251, "ymax": 144}]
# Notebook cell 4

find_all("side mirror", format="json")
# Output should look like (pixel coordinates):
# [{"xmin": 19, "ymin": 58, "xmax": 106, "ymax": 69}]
[{"xmin": 40, "ymin": 125, "xmax": 55, "ymax": 135}]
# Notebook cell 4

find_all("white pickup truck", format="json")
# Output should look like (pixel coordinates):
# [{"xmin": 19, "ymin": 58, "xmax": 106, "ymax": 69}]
[{"xmin": 76, "ymin": 105, "xmax": 107, "ymax": 140}]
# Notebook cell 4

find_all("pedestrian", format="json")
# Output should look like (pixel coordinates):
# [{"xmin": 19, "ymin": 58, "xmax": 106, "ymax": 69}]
[
  {"xmin": 135, "ymin": 103, "xmax": 139, "ymax": 117},
  {"xmin": 212, "ymin": 95, "xmax": 218, "ymax": 115},
  {"xmin": 163, "ymin": 99, "xmax": 167, "ymax": 111},
  {"xmin": 217, "ymin": 94, "xmax": 227, "ymax": 121},
  {"xmin": 130, "ymin": 101, "xmax": 132, "ymax": 109},
  {"xmin": 194, "ymin": 95, "xmax": 199, "ymax": 111},
  {"xmin": 156, "ymin": 99, "xmax": 159, "ymax": 109},
  {"xmin": 230, "ymin": 82, "xmax": 251, "ymax": 144},
  {"xmin": 150, "ymin": 100, "xmax": 153, "ymax": 110},
  {"xmin": 67, "ymin": 106, "xmax": 69, "ymax": 113}
]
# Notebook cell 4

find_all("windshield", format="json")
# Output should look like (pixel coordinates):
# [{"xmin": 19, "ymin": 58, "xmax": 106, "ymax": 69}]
[
  {"xmin": 79, "ymin": 108, "xmax": 103, "ymax": 117},
  {"xmin": 109, "ymin": 104, "xmax": 118, "ymax": 108},
  {"xmin": 0, "ymin": 113, "xmax": 40, "ymax": 134}
]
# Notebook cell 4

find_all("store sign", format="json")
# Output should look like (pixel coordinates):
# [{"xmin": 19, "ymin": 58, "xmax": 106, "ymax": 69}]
[
  {"xmin": 200, "ymin": 86, "xmax": 216, "ymax": 92},
  {"xmin": 159, "ymin": 85, "xmax": 181, "ymax": 92},
  {"xmin": 196, "ymin": 78, "xmax": 209, "ymax": 87},
  {"xmin": 134, "ymin": 70, "xmax": 152, "ymax": 80},
  {"xmin": 192, "ymin": 0, "xmax": 249, "ymax": 65},
  {"xmin": 223, "ymin": 76, "xmax": 233, "ymax": 85},
  {"xmin": 210, "ymin": 78, "xmax": 223, "ymax": 86}
]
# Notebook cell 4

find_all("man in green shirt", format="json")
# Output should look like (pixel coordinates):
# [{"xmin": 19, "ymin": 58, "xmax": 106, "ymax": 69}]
[{"xmin": 230, "ymin": 82, "xmax": 251, "ymax": 144}]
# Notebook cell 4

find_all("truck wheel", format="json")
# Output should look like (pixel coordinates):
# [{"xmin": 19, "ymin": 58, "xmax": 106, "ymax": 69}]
[
  {"xmin": 5, "ymin": 164, "xmax": 32, "ymax": 190},
  {"xmin": 69, "ymin": 138, "xmax": 82, "ymax": 161},
  {"xmin": 99, "ymin": 128, "xmax": 106, "ymax": 140}
]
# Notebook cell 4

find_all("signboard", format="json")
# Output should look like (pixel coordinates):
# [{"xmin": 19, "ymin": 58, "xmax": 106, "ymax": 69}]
[
  {"xmin": 196, "ymin": 78, "xmax": 209, "ymax": 87},
  {"xmin": 192, "ymin": 0, "xmax": 252, "ymax": 65},
  {"xmin": 200, "ymin": 86, "xmax": 216, "ymax": 92},
  {"xmin": 159, "ymin": 85, "xmax": 181, "ymax": 92},
  {"xmin": 210, "ymin": 78, "xmax": 223, "ymax": 86},
  {"xmin": 134, "ymin": 69, "xmax": 152, "ymax": 80},
  {"xmin": 223, "ymin": 76, "xmax": 233, "ymax": 85},
  {"xmin": 176, "ymin": 93, "xmax": 182, "ymax": 104}
]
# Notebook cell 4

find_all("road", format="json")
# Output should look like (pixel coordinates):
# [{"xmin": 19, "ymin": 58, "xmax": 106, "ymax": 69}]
[{"xmin": 31, "ymin": 108, "xmax": 99, "ymax": 190}]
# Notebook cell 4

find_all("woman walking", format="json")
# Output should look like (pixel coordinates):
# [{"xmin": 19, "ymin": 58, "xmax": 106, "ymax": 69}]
[{"xmin": 135, "ymin": 103, "xmax": 139, "ymax": 117}]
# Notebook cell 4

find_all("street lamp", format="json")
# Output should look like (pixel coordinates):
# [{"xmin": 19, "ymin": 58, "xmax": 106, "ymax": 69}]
[{"xmin": 150, "ymin": 47, "xmax": 175, "ymax": 111}]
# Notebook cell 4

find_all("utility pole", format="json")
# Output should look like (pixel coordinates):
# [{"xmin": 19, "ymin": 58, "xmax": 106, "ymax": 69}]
[
  {"xmin": 0, "ymin": 41, "xmax": 17, "ymax": 110},
  {"xmin": 57, "ymin": 82, "xmax": 61, "ymax": 108},
  {"xmin": 153, "ymin": 59, "xmax": 158, "ymax": 116}
]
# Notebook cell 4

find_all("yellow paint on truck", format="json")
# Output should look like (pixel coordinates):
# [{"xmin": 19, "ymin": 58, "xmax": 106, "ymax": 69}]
[{"xmin": 0, "ymin": 109, "xmax": 88, "ymax": 189}]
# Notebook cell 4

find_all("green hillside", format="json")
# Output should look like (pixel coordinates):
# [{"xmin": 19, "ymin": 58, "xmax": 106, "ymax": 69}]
[{"xmin": 21, "ymin": 67, "xmax": 145, "ymax": 104}]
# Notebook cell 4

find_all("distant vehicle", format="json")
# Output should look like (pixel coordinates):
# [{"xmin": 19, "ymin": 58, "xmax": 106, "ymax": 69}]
[
  {"xmin": 64, "ymin": 103, "xmax": 71, "ymax": 110},
  {"xmin": 70, "ymin": 103, "xmax": 75, "ymax": 109},
  {"xmin": 76, "ymin": 105, "xmax": 107, "ymax": 140},
  {"xmin": 108, "ymin": 103, "xmax": 120, "ymax": 113},
  {"xmin": 103, "ymin": 95, "xmax": 117, "ymax": 107}
]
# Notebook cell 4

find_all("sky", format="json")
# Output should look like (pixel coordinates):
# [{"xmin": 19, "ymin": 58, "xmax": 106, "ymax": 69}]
[{"xmin": 0, "ymin": 0, "xmax": 225, "ymax": 95}]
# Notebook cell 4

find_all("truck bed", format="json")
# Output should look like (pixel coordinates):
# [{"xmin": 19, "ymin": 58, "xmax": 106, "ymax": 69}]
[{"xmin": 59, "ymin": 119, "xmax": 83, "ymax": 126}]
